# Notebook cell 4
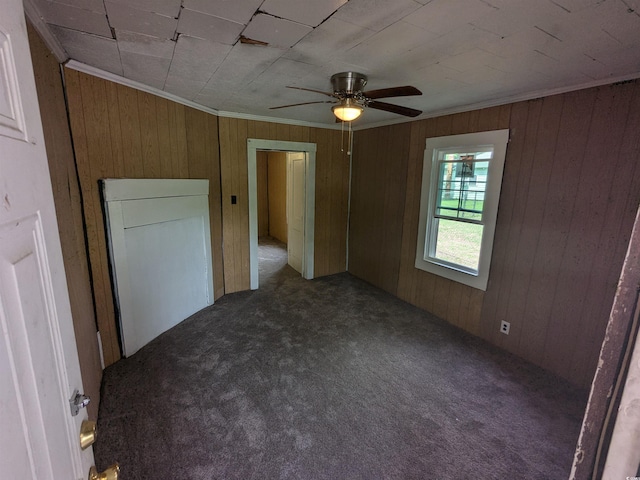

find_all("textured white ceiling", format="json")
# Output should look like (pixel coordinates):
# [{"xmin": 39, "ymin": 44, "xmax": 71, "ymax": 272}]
[{"xmin": 28, "ymin": 0, "xmax": 640, "ymax": 126}]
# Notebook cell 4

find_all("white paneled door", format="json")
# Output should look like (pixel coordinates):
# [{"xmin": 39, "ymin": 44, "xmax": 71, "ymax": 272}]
[
  {"xmin": 287, "ymin": 152, "xmax": 306, "ymax": 275},
  {"xmin": 102, "ymin": 179, "xmax": 214, "ymax": 357},
  {"xmin": 0, "ymin": 1, "xmax": 94, "ymax": 479}
]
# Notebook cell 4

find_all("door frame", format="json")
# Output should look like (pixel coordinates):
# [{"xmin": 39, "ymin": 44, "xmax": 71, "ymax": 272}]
[{"xmin": 247, "ymin": 139, "xmax": 316, "ymax": 289}]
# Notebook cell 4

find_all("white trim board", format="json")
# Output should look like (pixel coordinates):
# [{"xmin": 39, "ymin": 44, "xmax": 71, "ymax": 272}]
[
  {"xmin": 102, "ymin": 178, "xmax": 209, "ymax": 201},
  {"xmin": 247, "ymin": 139, "xmax": 316, "ymax": 290}
]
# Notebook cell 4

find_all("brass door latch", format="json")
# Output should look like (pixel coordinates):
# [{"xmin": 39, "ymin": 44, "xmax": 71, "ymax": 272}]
[{"xmin": 88, "ymin": 463, "xmax": 120, "ymax": 480}]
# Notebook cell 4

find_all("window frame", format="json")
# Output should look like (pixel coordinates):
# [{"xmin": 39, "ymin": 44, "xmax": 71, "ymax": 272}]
[{"xmin": 415, "ymin": 129, "xmax": 509, "ymax": 291}]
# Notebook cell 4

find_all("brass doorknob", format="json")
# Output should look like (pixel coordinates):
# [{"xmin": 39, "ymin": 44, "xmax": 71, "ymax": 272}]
[
  {"xmin": 88, "ymin": 463, "xmax": 120, "ymax": 480},
  {"xmin": 80, "ymin": 420, "xmax": 97, "ymax": 450}
]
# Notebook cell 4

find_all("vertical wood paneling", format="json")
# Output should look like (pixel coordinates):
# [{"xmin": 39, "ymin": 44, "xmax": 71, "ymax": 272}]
[
  {"xmin": 28, "ymin": 24, "xmax": 103, "ymax": 419},
  {"xmin": 257, "ymin": 151, "xmax": 269, "ymax": 237},
  {"xmin": 138, "ymin": 93, "xmax": 161, "ymax": 178},
  {"xmin": 397, "ymin": 119, "xmax": 434, "ymax": 305},
  {"xmin": 359, "ymin": 127, "xmax": 384, "ymax": 283},
  {"xmin": 75, "ymin": 72, "xmax": 122, "ymax": 365},
  {"xmin": 517, "ymin": 89, "xmax": 596, "ymax": 375},
  {"xmin": 348, "ymin": 123, "xmax": 411, "ymax": 294},
  {"xmin": 230, "ymin": 118, "xmax": 243, "ymax": 290},
  {"xmin": 315, "ymin": 128, "xmax": 330, "ymax": 277},
  {"xmin": 267, "ymin": 152, "xmax": 287, "ymax": 243},
  {"xmin": 207, "ymin": 114, "xmax": 225, "ymax": 298},
  {"xmin": 105, "ymin": 82, "xmax": 125, "ymax": 176},
  {"xmin": 184, "ymin": 107, "xmax": 224, "ymax": 299},
  {"xmin": 487, "ymin": 101, "xmax": 542, "ymax": 348},
  {"xmin": 588, "ymin": 85, "xmax": 640, "ymax": 387},
  {"xmin": 504, "ymin": 94, "xmax": 564, "ymax": 355},
  {"xmin": 155, "ymin": 98, "xmax": 173, "ymax": 176},
  {"xmin": 316, "ymin": 121, "xmax": 348, "ymax": 277},
  {"xmin": 381, "ymin": 124, "xmax": 411, "ymax": 294},
  {"xmin": 349, "ymin": 81, "xmax": 640, "ymax": 388},
  {"xmin": 173, "ymin": 104, "xmax": 190, "ymax": 178},
  {"xmin": 218, "ymin": 117, "xmax": 236, "ymax": 293},
  {"xmin": 237, "ymin": 120, "xmax": 251, "ymax": 290},
  {"xmin": 329, "ymin": 130, "xmax": 347, "ymax": 274},
  {"xmin": 117, "ymin": 84, "xmax": 144, "ymax": 177},
  {"xmin": 478, "ymin": 101, "xmax": 531, "ymax": 342},
  {"xmin": 543, "ymin": 85, "xmax": 634, "ymax": 380},
  {"xmin": 65, "ymin": 72, "xmax": 120, "ymax": 367},
  {"xmin": 571, "ymin": 84, "xmax": 640, "ymax": 386},
  {"xmin": 467, "ymin": 289, "xmax": 484, "ymax": 337},
  {"xmin": 65, "ymin": 70, "xmax": 224, "ymax": 366}
]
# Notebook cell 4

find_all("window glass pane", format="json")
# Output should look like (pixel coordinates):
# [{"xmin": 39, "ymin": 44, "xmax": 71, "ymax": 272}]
[
  {"xmin": 433, "ymin": 218, "xmax": 484, "ymax": 271},
  {"xmin": 436, "ymin": 159, "xmax": 489, "ymax": 222}
]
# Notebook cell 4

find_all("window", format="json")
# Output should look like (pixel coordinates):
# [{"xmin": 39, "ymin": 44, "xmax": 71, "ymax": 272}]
[{"xmin": 415, "ymin": 130, "xmax": 509, "ymax": 290}]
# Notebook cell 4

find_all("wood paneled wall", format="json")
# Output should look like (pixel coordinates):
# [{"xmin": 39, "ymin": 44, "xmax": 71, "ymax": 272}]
[
  {"xmin": 349, "ymin": 81, "xmax": 640, "ymax": 388},
  {"xmin": 349, "ymin": 123, "xmax": 412, "ymax": 294},
  {"xmin": 482, "ymin": 83, "xmax": 640, "ymax": 388},
  {"xmin": 267, "ymin": 152, "xmax": 287, "ymax": 244},
  {"xmin": 28, "ymin": 25, "xmax": 102, "ymax": 419},
  {"xmin": 64, "ymin": 69, "xmax": 224, "ymax": 367},
  {"xmin": 256, "ymin": 151, "xmax": 288, "ymax": 242},
  {"xmin": 218, "ymin": 118, "xmax": 350, "ymax": 292},
  {"xmin": 257, "ymin": 151, "xmax": 269, "ymax": 236}
]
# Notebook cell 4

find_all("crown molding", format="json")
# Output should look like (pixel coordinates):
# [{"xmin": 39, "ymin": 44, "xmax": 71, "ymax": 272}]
[
  {"xmin": 64, "ymin": 60, "xmax": 344, "ymax": 131},
  {"xmin": 23, "ymin": 0, "xmax": 68, "ymax": 63},
  {"xmin": 65, "ymin": 60, "xmax": 221, "ymax": 117},
  {"xmin": 354, "ymin": 72, "xmax": 640, "ymax": 131},
  {"xmin": 215, "ymin": 109, "xmax": 342, "ymax": 130}
]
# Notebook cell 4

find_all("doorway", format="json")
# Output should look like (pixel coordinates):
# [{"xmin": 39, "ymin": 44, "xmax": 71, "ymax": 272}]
[
  {"xmin": 247, "ymin": 139, "xmax": 316, "ymax": 290},
  {"xmin": 256, "ymin": 151, "xmax": 288, "ymax": 283},
  {"xmin": 256, "ymin": 151, "xmax": 305, "ymax": 280}
]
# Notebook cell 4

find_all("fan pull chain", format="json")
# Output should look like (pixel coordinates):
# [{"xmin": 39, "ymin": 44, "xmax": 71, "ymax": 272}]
[{"xmin": 339, "ymin": 120, "xmax": 353, "ymax": 156}]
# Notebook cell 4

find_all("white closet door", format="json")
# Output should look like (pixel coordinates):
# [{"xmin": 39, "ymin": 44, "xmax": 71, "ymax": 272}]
[{"xmin": 103, "ymin": 179, "xmax": 213, "ymax": 357}]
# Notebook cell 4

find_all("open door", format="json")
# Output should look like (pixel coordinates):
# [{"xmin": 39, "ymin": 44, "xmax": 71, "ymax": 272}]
[
  {"xmin": 287, "ymin": 152, "xmax": 306, "ymax": 275},
  {"xmin": 0, "ymin": 1, "xmax": 102, "ymax": 478}
]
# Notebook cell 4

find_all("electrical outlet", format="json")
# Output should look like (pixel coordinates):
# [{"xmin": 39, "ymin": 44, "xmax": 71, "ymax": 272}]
[{"xmin": 500, "ymin": 321, "xmax": 510, "ymax": 335}]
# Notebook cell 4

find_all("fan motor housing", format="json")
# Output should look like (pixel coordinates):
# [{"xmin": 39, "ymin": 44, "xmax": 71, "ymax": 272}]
[{"xmin": 331, "ymin": 72, "xmax": 367, "ymax": 96}]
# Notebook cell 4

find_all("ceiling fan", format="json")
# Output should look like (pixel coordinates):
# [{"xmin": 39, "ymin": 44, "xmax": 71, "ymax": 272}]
[{"xmin": 270, "ymin": 72, "xmax": 423, "ymax": 122}]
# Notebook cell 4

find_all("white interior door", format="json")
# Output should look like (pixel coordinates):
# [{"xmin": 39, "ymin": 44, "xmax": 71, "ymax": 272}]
[
  {"xmin": 0, "ymin": 2, "xmax": 93, "ymax": 479},
  {"xmin": 102, "ymin": 179, "xmax": 214, "ymax": 357},
  {"xmin": 287, "ymin": 152, "xmax": 306, "ymax": 275}
]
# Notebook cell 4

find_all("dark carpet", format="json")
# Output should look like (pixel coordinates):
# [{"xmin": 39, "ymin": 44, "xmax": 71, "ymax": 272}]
[{"xmin": 95, "ymin": 237, "xmax": 586, "ymax": 479}]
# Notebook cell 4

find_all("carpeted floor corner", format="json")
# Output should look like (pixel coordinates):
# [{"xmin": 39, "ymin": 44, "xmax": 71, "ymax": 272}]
[{"xmin": 94, "ymin": 237, "xmax": 586, "ymax": 479}]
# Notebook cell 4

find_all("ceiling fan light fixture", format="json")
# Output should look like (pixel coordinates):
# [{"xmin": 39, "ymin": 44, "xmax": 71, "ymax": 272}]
[{"xmin": 332, "ymin": 99, "xmax": 363, "ymax": 122}]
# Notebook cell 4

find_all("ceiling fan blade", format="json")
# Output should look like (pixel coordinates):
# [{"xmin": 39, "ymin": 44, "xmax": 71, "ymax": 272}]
[
  {"xmin": 270, "ymin": 100, "xmax": 336, "ymax": 110},
  {"xmin": 363, "ymin": 86, "xmax": 422, "ymax": 99},
  {"xmin": 286, "ymin": 86, "xmax": 339, "ymax": 98},
  {"xmin": 368, "ymin": 101, "xmax": 422, "ymax": 117}
]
